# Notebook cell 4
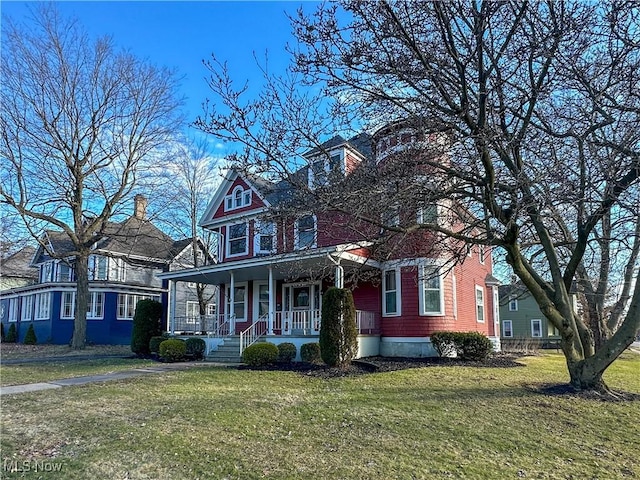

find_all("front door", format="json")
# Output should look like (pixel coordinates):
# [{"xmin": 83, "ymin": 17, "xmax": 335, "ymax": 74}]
[{"xmin": 283, "ymin": 283, "xmax": 321, "ymax": 334}]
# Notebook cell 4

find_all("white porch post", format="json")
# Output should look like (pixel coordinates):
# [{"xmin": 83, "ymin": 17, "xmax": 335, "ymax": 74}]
[
  {"xmin": 169, "ymin": 279, "xmax": 177, "ymax": 334},
  {"xmin": 335, "ymin": 265, "xmax": 344, "ymax": 289},
  {"xmin": 229, "ymin": 270, "xmax": 235, "ymax": 335},
  {"xmin": 268, "ymin": 266, "xmax": 274, "ymax": 335}
]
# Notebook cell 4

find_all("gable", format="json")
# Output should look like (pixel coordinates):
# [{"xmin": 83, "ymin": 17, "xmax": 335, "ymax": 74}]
[{"xmin": 200, "ymin": 171, "xmax": 270, "ymax": 227}]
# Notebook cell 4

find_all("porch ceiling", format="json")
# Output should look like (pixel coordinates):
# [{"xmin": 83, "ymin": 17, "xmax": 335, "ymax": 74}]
[{"xmin": 160, "ymin": 246, "xmax": 380, "ymax": 285}]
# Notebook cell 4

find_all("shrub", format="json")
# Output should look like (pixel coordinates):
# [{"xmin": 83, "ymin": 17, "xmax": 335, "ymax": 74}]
[
  {"xmin": 459, "ymin": 332, "xmax": 493, "ymax": 361},
  {"xmin": 300, "ymin": 342, "xmax": 322, "ymax": 364},
  {"xmin": 241, "ymin": 342, "xmax": 278, "ymax": 367},
  {"xmin": 430, "ymin": 331, "xmax": 462, "ymax": 357},
  {"xmin": 149, "ymin": 335, "xmax": 169, "ymax": 354},
  {"xmin": 23, "ymin": 323, "xmax": 37, "ymax": 345},
  {"xmin": 159, "ymin": 339, "xmax": 186, "ymax": 362},
  {"xmin": 431, "ymin": 331, "xmax": 493, "ymax": 361},
  {"xmin": 5, "ymin": 323, "xmax": 17, "ymax": 343},
  {"xmin": 0, "ymin": 322, "xmax": 4, "ymax": 342},
  {"xmin": 277, "ymin": 342, "xmax": 297, "ymax": 363},
  {"xmin": 319, "ymin": 287, "xmax": 358, "ymax": 367},
  {"xmin": 131, "ymin": 299, "xmax": 163, "ymax": 356},
  {"xmin": 185, "ymin": 337, "xmax": 207, "ymax": 360}
]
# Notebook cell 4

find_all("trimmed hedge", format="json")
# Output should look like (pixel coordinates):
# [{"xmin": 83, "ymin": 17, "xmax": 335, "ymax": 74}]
[
  {"xmin": 319, "ymin": 287, "xmax": 358, "ymax": 367},
  {"xmin": 5, "ymin": 323, "xmax": 17, "ymax": 343},
  {"xmin": 300, "ymin": 342, "xmax": 322, "ymax": 364},
  {"xmin": 131, "ymin": 299, "xmax": 163, "ymax": 356},
  {"xmin": 242, "ymin": 342, "xmax": 278, "ymax": 367},
  {"xmin": 23, "ymin": 323, "xmax": 37, "ymax": 345},
  {"xmin": 149, "ymin": 335, "xmax": 169, "ymax": 354},
  {"xmin": 277, "ymin": 342, "xmax": 297, "ymax": 363},
  {"xmin": 159, "ymin": 339, "xmax": 186, "ymax": 362},
  {"xmin": 431, "ymin": 331, "xmax": 493, "ymax": 361},
  {"xmin": 185, "ymin": 337, "xmax": 206, "ymax": 360}
]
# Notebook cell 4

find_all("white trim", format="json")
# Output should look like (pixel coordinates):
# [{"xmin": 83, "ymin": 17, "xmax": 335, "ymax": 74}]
[
  {"xmin": 294, "ymin": 214, "xmax": 317, "ymax": 250},
  {"xmin": 531, "ymin": 318, "xmax": 542, "ymax": 338},
  {"xmin": 253, "ymin": 281, "xmax": 269, "ymax": 321},
  {"xmin": 382, "ymin": 267, "xmax": 401, "ymax": 317},
  {"xmin": 226, "ymin": 221, "xmax": 249, "ymax": 258},
  {"xmin": 418, "ymin": 264, "xmax": 445, "ymax": 316},
  {"xmin": 226, "ymin": 281, "xmax": 248, "ymax": 322},
  {"xmin": 508, "ymin": 296, "xmax": 518, "ymax": 311},
  {"xmin": 452, "ymin": 271, "xmax": 458, "ymax": 320},
  {"xmin": 502, "ymin": 320, "xmax": 513, "ymax": 338},
  {"xmin": 34, "ymin": 292, "xmax": 51, "ymax": 320},
  {"xmin": 254, "ymin": 219, "xmax": 276, "ymax": 255},
  {"xmin": 475, "ymin": 285, "xmax": 485, "ymax": 323}
]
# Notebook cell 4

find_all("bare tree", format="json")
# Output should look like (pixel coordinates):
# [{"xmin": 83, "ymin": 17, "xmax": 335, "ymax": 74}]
[
  {"xmin": 197, "ymin": 1, "xmax": 640, "ymax": 394},
  {"xmin": 156, "ymin": 138, "xmax": 220, "ymax": 327},
  {"xmin": 0, "ymin": 5, "xmax": 183, "ymax": 348}
]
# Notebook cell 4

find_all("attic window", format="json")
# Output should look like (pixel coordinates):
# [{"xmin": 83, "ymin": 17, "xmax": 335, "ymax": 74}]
[
  {"xmin": 224, "ymin": 186, "xmax": 252, "ymax": 211},
  {"xmin": 309, "ymin": 152, "xmax": 343, "ymax": 187}
]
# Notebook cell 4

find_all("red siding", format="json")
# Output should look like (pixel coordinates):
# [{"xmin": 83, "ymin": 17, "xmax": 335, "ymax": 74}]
[{"xmin": 212, "ymin": 177, "xmax": 266, "ymax": 220}]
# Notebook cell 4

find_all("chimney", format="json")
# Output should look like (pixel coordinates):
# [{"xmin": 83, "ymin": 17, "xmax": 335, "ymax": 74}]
[{"xmin": 133, "ymin": 194, "xmax": 147, "ymax": 220}]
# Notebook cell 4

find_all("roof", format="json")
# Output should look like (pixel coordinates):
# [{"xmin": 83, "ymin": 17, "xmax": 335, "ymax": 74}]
[
  {"xmin": 1, "ymin": 247, "xmax": 38, "ymax": 279},
  {"xmin": 303, "ymin": 133, "xmax": 372, "ymax": 160},
  {"xmin": 34, "ymin": 218, "xmax": 192, "ymax": 264}
]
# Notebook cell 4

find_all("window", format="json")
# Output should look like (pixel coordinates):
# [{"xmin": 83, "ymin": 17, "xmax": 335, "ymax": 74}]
[
  {"xmin": 254, "ymin": 220, "xmax": 275, "ymax": 254},
  {"xmin": 417, "ymin": 202, "xmax": 438, "ymax": 224},
  {"xmin": 35, "ymin": 292, "xmax": 51, "ymax": 320},
  {"xmin": 508, "ymin": 296, "xmax": 518, "ymax": 311},
  {"xmin": 224, "ymin": 186, "xmax": 252, "ymax": 211},
  {"xmin": 61, "ymin": 292, "xmax": 75, "ymax": 319},
  {"xmin": 57, "ymin": 262, "xmax": 74, "ymax": 282},
  {"xmin": 8, "ymin": 298, "xmax": 18, "ymax": 322},
  {"xmin": 479, "ymin": 245, "xmax": 486, "ymax": 264},
  {"xmin": 382, "ymin": 206, "xmax": 400, "ymax": 228},
  {"xmin": 228, "ymin": 285, "xmax": 246, "ymax": 321},
  {"xmin": 419, "ymin": 265, "xmax": 444, "ymax": 315},
  {"xmin": 295, "ymin": 215, "xmax": 316, "ymax": 250},
  {"xmin": 310, "ymin": 153, "xmax": 343, "ymax": 187},
  {"xmin": 531, "ymin": 319, "xmax": 542, "ymax": 337},
  {"xmin": 206, "ymin": 303, "xmax": 217, "ymax": 316},
  {"xmin": 21, "ymin": 295, "xmax": 33, "ymax": 321},
  {"xmin": 227, "ymin": 222, "xmax": 248, "ymax": 257},
  {"xmin": 383, "ymin": 268, "xmax": 401, "ymax": 316},
  {"xmin": 186, "ymin": 301, "xmax": 199, "ymax": 323},
  {"xmin": 90, "ymin": 256, "xmax": 108, "ymax": 280},
  {"xmin": 475, "ymin": 286, "xmax": 485, "ymax": 323},
  {"xmin": 110, "ymin": 258, "xmax": 126, "ymax": 282},
  {"xmin": 87, "ymin": 292, "xmax": 104, "ymax": 319},
  {"xmin": 40, "ymin": 262, "xmax": 54, "ymax": 283},
  {"xmin": 503, "ymin": 320, "xmax": 513, "ymax": 338},
  {"xmin": 548, "ymin": 323, "xmax": 559, "ymax": 337},
  {"xmin": 117, "ymin": 294, "xmax": 159, "ymax": 320}
]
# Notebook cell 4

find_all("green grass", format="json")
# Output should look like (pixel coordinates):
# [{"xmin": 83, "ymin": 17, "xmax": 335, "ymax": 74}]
[
  {"xmin": 0, "ymin": 358, "xmax": 158, "ymax": 386},
  {"xmin": 1, "ymin": 353, "xmax": 638, "ymax": 479}
]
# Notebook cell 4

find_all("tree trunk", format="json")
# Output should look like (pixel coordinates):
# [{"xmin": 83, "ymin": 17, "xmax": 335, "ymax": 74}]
[
  {"xmin": 566, "ymin": 358, "xmax": 609, "ymax": 393},
  {"xmin": 71, "ymin": 253, "xmax": 89, "ymax": 349}
]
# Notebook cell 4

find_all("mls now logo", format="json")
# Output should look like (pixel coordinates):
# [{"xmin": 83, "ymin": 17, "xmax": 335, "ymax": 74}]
[{"xmin": 3, "ymin": 458, "xmax": 63, "ymax": 473}]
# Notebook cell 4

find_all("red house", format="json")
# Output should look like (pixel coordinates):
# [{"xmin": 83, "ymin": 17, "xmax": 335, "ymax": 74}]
[{"xmin": 161, "ymin": 123, "xmax": 501, "ymax": 360}]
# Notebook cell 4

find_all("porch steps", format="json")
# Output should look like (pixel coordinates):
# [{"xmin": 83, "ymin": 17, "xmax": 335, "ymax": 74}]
[{"xmin": 206, "ymin": 336, "xmax": 264, "ymax": 363}]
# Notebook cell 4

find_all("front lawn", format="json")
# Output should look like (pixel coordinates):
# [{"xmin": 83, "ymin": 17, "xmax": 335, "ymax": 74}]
[{"xmin": 0, "ymin": 353, "xmax": 638, "ymax": 479}]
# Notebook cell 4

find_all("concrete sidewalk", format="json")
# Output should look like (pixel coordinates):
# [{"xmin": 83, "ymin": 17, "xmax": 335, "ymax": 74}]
[{"xmin": 0, "ymin": 362, "xmax": 237, "ymax": 397}]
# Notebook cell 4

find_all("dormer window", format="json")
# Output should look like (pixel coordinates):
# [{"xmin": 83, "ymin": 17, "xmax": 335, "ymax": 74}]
[
  {"xmin": 224, "ymin": 186, "xmax": 252, "ymax": 211},
  {"xmin": 309, "ymin": 152, "xmax": 343, "ymax": 187}
]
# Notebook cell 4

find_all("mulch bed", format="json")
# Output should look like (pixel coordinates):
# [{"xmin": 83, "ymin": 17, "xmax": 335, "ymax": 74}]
[{"xmin": 238, "ymin": 354, "xmax": 525, "ymax": 379}]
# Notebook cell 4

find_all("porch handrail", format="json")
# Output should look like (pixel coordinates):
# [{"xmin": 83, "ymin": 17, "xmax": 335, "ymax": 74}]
[
  {"xmin": 239, "ymin": 314, "xmax": 268, "ymax": 355},
  {"xmin": 172, "ymin": 314, "xmax": 231, "ymax": 337}
]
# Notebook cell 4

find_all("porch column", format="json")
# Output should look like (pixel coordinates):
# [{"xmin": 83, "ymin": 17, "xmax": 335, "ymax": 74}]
[
  {"xmin": 229, "ymin": 270, "xmax": 235, "ymax": 334},
  {"xmin": 169, "ymin": 280, "xmax": 177, "ymax": 334},
  {"xmin": 335, "ymin": 265, "xmax": 344, "ymax": 289},
  {"xmin": 268, "ymin": 266, "xmax": 274, "ymax": 335}
]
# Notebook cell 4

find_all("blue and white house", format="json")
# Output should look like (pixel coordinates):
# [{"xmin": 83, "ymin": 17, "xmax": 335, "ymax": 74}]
[{"xmin": 0, "ymin": 196, "xmax": 216, "ymax": 344}]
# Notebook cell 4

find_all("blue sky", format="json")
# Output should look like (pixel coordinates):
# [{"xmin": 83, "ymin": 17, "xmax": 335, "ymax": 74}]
[{"xmin": 1, "ymin": 1, "xmax": 313, "ymax": 142}]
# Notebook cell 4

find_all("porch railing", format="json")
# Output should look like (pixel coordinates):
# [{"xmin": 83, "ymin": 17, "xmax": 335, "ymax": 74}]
[
  {"xmin": 172, "ymin": 314, "xmax": 230, "ymax": 337},
  {"xmin": 239, "ymin": 314, "xmax": 268, "ymax": 354},
  {"xmin": 274, "ymin": 310, "xmax": 321, "ymax": 335}
]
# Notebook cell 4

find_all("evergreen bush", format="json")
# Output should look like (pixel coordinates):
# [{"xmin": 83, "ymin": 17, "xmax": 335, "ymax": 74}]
[
  {"xmin": 241, "ymin": 342, "xmax": 278, "ymax": 367},
  {"xmin": 149, "ymin": 335, "xmax": 169, "ymax": 354},
  {"xmin": 131, "ymin": 299, "xmax": 163, "ymax": 356},
  {"xmin": 6, "ymin": 323, "xmax": 18, "ymax": 343},
  {"xmin": 431, "ymin": 331, "xmax": 493, "ymax": 361},
  {"xmin": 277, "ymin": 342, "xmax": 297, "ymax": 363},
  {"xmin": 23, "ymin": 323, "xmax": 37, "ymax": 345},
  {"xmin": 185, "ymin": 337, "xmax": 207, "ymax": 360},
  {"xmin": 0, "ymin": 322, "xmax": 4, "ymax": 342},
  {"xmin": 300, "ymin": 342, "xmax": 322, "ymax": 363},
  {"xmin": 319, "ymin": 287, "xmax": 358, "ymax": 367},
  {"xmin": 159, "ymin": 338, "xmax": 186, "ymax": 362}
]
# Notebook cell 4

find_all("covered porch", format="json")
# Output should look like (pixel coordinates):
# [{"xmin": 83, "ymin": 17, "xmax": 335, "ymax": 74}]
[{"xmin": 159, "ymin": 245, "xmax": 382, "ymax": 353}]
